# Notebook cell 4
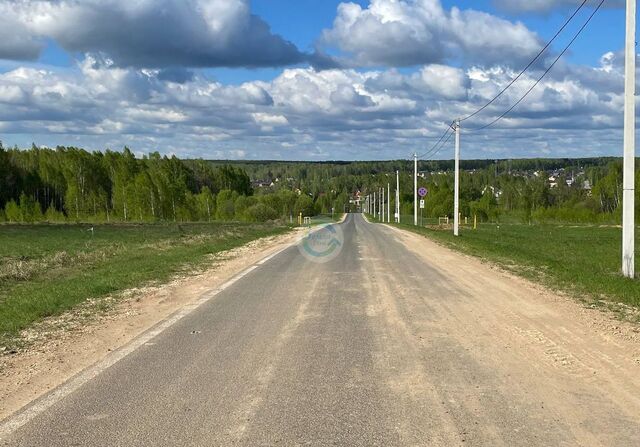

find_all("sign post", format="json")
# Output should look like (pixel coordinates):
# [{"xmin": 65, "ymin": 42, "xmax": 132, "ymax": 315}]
[{"xmin": 418, "ymin": 188, "xmax": 427, "ymax": 227}]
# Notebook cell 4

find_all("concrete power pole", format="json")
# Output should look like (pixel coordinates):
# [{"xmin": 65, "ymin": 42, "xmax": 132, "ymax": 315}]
[
  {"xmin": 396, "ymin": 170, "xmax": 400, "ymax": 223},
  {"xmin": 373, "ymin": 192, "xmax": 376, "ymax": 219},
  {"xmin": 623, "ymin": 0, "xmax": 636, "ymax": 278},
  {"xmin": 414, "ymin": 153, "xmax": 418, "ymax": 226},
  {"xmin": 381, "ymin": 187, "xmax": 385, "ymax": 222},
  {"xmin": 454, "ymin": 119, "xmax": 460, "ymax": 237},
  {"xmin": 387, "ymin": 183, "xmax": 391, "ymax": 223}
]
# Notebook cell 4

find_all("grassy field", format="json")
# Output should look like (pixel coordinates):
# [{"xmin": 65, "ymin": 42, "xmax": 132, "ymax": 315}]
[
  {"xmin": 390, "ymin": 220, "xmax": 640, "ymax": 312},
  {"xmin": 0, "ymin": 222, "xmax": 289, "ymax": 349}
]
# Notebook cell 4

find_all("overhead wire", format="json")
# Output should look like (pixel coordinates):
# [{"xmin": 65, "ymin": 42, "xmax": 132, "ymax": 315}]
[
  {"xmin": 417, "ymin": 121, "xmax": 455, "ymax": 159},
  {"xmin": 465, "ymin": 0, "xmax": 606, "ymax": 133},
  {"xmin": 421, "ymin": 128, "xmax": 455, "ymax": 160},
  {"xmin": 412, "ymin": 0, "xmax": 603, "ymax": 160},
  {"xmin": 459, "ymin": 0, "xmax": 589, "ymax": 123}
]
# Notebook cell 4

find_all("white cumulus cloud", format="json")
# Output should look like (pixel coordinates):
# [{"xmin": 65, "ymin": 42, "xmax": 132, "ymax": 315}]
[
  {"xmin": 321, "ymin": 0, "xmax": 542, "ymax": 67},
  {"xmin": 0, "ymin": 0, "xmax": 311, "ymax": 68}
]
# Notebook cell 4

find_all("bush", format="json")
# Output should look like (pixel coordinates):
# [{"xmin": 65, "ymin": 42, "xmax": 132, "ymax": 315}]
[
  {"xmin": 294, "ymin": 195, "xmax": 316, "ymax": 217},
  {"xmin": 18, "ymin": 193, "xmax": 43, "ymax": 222},
  {"xmin": 45, "ymin": 205, "xmax": 66, "ymax": 222},
  {"xmin": 5, "ymin": 200, "xmax": 20, "ymax": 222},
  {"xmin": 245, "ymin": 203, "xmax": 278, "ymax": 222},
  {"xmin": 216, "ymin": 190, "xmax": 237, "ymax": 220}
]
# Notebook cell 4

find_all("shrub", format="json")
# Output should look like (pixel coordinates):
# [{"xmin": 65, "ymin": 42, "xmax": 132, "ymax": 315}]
[
  {"xmin": 45, "ymin": 205, "xmax": 66, "ymax": 222},
  {"xmin": 245, "ymin": 203, "xmax": 278, "ymax": 222},
  {"xmin": 5, "ymin": 200, "xmax": 20, "ymax": 222}
]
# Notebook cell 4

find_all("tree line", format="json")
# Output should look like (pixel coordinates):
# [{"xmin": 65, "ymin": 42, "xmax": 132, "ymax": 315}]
[
  {"xmin": 221, "ymin": 157, "xmax": 639, "ymax": 224},
  {"xmin": 1, "ymin": 144, "xmax": 638, "ymax": 225},
  {"xmin": 0, "ymin": 144, "xmax": 345, "ymax": 224},
  {"xmin": 363, "ymin": 160, "xmax": 640, "ymax": 224}
]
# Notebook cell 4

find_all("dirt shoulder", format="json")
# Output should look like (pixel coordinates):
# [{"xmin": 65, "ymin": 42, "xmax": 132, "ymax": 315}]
[
  {"xmin": 381, "ymin": 223, "xmax": 640, "ymax": 444},
  {"xmin": 386, "ymin": 223, "xmax": 640, "ymax": 346},
  {"xmin": 0, "ymin": 229, "xmax": 301, "ymax": 421}
]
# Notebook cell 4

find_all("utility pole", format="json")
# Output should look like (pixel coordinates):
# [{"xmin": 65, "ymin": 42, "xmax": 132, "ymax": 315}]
[
  {"xmin": 380, "ymin": 187, "xmax": 385, "ymax": 223},
  {"xmin": 622, "ymin": 0, "xmax": 636, "ymax": 278},
  {"xmin": 396, "ymin": 170, "xmax": 400, "ymax": 223},
  {"xmin": 373, "ymin": 192, "xmax": 376, "ymax": 219},
  {"xmin": 454, "ymin": 119, "xmax": 460, "ymax": 237},
  {"xmin": 387, "ymin": 182, "xmax": 391, "ymax": 223},
  {"xmin": 414, "ymin": 153, "xmax": 418, "ymax": 226}
]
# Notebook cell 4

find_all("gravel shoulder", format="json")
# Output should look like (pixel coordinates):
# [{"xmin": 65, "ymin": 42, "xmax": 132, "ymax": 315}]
[{"xmin": 382, "ymin": 223, "xmax": 640, "ymax": 445}]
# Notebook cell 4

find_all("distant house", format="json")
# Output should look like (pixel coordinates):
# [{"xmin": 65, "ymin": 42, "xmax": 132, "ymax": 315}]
[
  {"xmin": 482, "ymin": 185, "xmax": 502, "ymax": 198},
  {"xmin": 251, "ymin": 180, "xmax": 273, "ymax": 188}
]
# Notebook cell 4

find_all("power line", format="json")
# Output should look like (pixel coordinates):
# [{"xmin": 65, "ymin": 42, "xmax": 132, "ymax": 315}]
[
  {"xmin": 426, "ymin": 130, "xmax": 454, "ymax": 160},
  {"xmin": 420, "ymin": 127, "xmax": 455, "ymax": 160},
  {"xmin": 466, "ymin": 0, "xmax": 605, "ymax": 133},
  {"xmin": 460, "ymin": 0, "xmax": 589, "ymax": 123},
  {"xmin": 418, "ymin": 122, "xmax": 454, "ymax": 158}
]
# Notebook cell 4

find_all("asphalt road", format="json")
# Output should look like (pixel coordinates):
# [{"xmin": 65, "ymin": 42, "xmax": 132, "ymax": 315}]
[{"xmin": 2, "ymin": 214, "xmax": 639, "ymax": 446}]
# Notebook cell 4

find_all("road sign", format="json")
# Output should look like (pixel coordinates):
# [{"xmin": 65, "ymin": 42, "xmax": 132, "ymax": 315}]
[
  {"xmin": 419, "ymin": 199, "xmax": 425, "ymax": 209},
  {"xmin": 418, "ymin": 187, "xmax": 428, "ymax": 197}
]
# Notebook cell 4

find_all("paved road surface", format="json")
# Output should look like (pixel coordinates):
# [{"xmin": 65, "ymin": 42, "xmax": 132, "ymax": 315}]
[{"xmin": 2, "ymin": 214, "xmax": 639, "ymax": 446}]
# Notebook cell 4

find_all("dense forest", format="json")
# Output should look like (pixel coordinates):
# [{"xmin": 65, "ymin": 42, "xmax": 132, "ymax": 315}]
[
  {"xmin": 0, "ymin": 144, "xmax": 343, "ymax": 223},
  {"xmin": 0, "ymin": 143, "xmax": 638, "ymax": 224},
  {"xmin": 213, "ymin": 157, "xmax": 640, "ymax": 223}
]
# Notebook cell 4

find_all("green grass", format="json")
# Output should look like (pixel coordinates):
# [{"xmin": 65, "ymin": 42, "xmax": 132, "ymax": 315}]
[
  {"xmin": 311, "ymin": 213, "xmax": 345, "ymax": 224},
  {"xmin": 389, "ymin": 220, "xmax": 640, "ymax": 310},
  {"xmin": 0, "ymin": 222, "xmax": 289, "ymax": 348}
]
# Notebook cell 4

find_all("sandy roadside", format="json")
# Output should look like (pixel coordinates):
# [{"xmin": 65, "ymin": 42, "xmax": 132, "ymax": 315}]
[
  {"xmin": 371, "ymin": 223, "xmax": 640, "ymax": 444},
  {"xmin": 0, "ymin": 229, "xmax": 302, "ymax": 421},
  {"xmin": 385, "ymin": 223, "xmax": 640, "ymax": 345}
]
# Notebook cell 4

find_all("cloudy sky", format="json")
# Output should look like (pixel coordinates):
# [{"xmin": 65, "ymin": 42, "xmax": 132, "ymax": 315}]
[{"xmin": 0, "ymin": 0, "xmax": 633, "ymax": 160}]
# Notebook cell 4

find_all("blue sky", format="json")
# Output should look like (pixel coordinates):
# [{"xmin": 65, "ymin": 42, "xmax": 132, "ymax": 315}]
[
  {"xmin": 34, "ymin": 0, "xmax": 624, "ymax": 82},
  {"xmin": 0, "ymin": 0, "xmax": 633, "ymax": 160}
]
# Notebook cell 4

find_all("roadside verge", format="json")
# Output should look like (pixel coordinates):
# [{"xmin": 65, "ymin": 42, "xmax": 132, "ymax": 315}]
[{"xmin": 0, "ymin": 229, "xmax": 301, "ymax": 423}]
